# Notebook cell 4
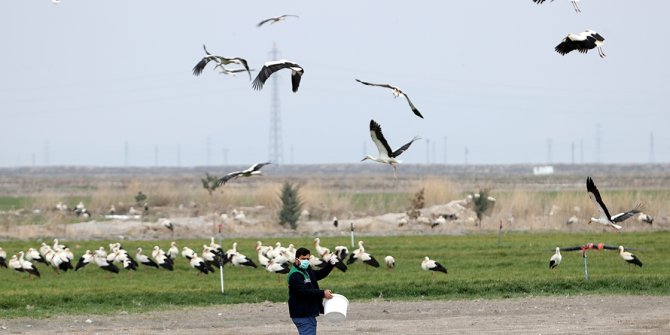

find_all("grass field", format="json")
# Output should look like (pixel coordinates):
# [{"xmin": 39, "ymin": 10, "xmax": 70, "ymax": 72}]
[{"xmin": 1, "ymin": 231, "xmax": 669, "ymax": 319}]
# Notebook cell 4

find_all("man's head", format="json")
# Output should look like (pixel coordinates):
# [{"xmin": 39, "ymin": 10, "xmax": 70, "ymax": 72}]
[{"xmin": 295, "ymin": 247, "xmax": 311, "ymax": 266}]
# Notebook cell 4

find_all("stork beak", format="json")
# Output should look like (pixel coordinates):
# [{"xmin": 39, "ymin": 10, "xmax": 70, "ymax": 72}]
[{"xmin": 361, "ymin": 157, "xmax": 368, "ymax": 162}]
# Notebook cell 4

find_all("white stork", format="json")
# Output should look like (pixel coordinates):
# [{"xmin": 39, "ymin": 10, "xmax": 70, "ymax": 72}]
[
  {"xmin": 334, "ymin": 246, "xmax": 348, "ymax": 262},
  {"xmin": 355, "ymin": 79, "xmax": 423, "ymax": 118},
  {"xmin": 25, "ymin": 248, "xmax": 47, "ymax": 265},
  {"xmin": 93, "ymin": 249, "xmax": 119, "ymax": 274},
  {"xmin": 618, "ymin": 246, "xmax": 643, "ymax": 267},
  {"xmin": 256, "ymin": 14, "xmax": 299, "ymax": 27},
  {"xmin": 231, "ymin": 251, "xmax": 258, "ymax": 269},
  {"xmin": 586, "ymin": 176, "xmax": 641, "ymax": 231},
  {"xmin": 75, "ymin": 250, "xmax": 93, "ymax": 271},
  {"xmin": 549, "ymin": 247, "xmax": 562, "ymax": 270},
  {"xmin": 257, "ymin": 246, "xmax": 271, "ymax": 267},
  {"xmin": 192, "ymin": 45, "xmax": 251, "ymax": 80},
  {"xmin": 313, "ymin": 237, "xmax": 330, "ymax": 258},
  {"xmin": 638, "ymin": 213, "xmax": 654, "ymax": 225},
  {"xmin": 266, "ymin": 260, "xmax": 290, "ymax": 283},
  {"xmin": 152, "ymin": 246, "xmax": 174, "ymax": 271},
  {"xmin": 362, "ymin": 119, "xmax": 420, "ymax": 177},
  {"xmin": 555, "ymin": 30, "xmax": 605, "ymax": 58},
  {"xmin": 384, "ymin": 255, "xmax": 395, "ymax": 270},
  {"xmin": 252, "ymin": 60, "xmax": 304, "ymax": 92},
  {"xmin": 136, "ymin": 247, "xmax": 159, "ymax": 269},
  {"xmin": 0, "ymin": 247, "xmax": 7, "ymax": 268},
  {"xmin": 181, "ymin": 246, "xmax": 195, "ymax": 261},
  {"xmin": 421, "ymin": 256, "xmax": 447, "ymax": 276},
  {"xmin": 217, "ymin": 162, "xmax": 271, "ymax": 186},
  {"xmin": 17, "ymin": 252, "xmax": 41, "ymax": 279},
  {"xmin": 167, "ymin": 241, "xmax": 179, "ymax": 261},
  {"xmin": 190, "ymin": 253, "xmax": 210, "ymax": 275},
  {"xmin": 532, "ymin": 0, "xmax": 581, "ymax": 13}
]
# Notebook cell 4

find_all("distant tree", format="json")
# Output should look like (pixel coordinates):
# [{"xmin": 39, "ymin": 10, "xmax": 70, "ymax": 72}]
[
  {"xmin": 407, "ymin": 188, "xmax": 425, "ymax": 220},
  {"xmin": 135, "ymin": 191, "xmax": 147, "ymax": 204},
  {"xmin": 201, "ymin": 173, "xmax": 220, "ymax": 196},
  {"xmin": 471, "ymin": 188, "xmax": 495, "ymax": 227},
  {"xmin": 278, "ymin": 182, "xmax": 303, "ymax": 229}
]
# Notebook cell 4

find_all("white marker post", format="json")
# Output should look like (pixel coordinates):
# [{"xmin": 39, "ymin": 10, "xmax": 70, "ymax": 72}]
[
  {"xmin": 218, "ymin": 223, "xmax": 224, "ymax": 294},
  {"xmin": 350, "ymin": 222, "xmax": 355, "ymax": 247}
]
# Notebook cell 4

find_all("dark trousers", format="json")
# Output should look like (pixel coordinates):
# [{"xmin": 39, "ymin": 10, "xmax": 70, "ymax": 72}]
[{"xmin": 292, "ymin": 316, "xmax": 317, "ymax": 335}]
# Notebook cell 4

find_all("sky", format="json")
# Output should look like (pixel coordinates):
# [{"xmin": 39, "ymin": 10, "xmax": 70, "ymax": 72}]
[{"xmin": 1, "ymin": 1, "xmax": 668, "ymax": 167}]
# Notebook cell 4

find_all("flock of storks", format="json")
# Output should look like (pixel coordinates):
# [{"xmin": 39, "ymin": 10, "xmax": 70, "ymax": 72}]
[
  {"xmin": 0, "ymin": 237, "xmax": 451, "ymax": 280},
  {"xmin": 8, "ymin": 3, "xmax": 639, "ymax": 280}
]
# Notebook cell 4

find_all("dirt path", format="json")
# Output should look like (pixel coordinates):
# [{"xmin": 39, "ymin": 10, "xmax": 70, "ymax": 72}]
[{"xmin": 1, "ymin": 295, "xmax": 669, "ymax": 334}]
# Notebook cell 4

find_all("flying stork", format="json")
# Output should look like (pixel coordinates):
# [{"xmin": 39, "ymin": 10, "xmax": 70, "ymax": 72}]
[
  {"xmin": 355, "ymin": 79, "xmax": 423, "ymax": 118},
  {"xmin": 217, "ymin": 162, "xmax": 271, "ymax": 186},
  {"xmin": 586, "ymin": 176, "xmax": 641, "ymax": 231},
  {"xmin": 555, "ymin": 30, "xmax": 606, "ymax": 58},
  {"xmin": 532, "ymin": 0, "xmax": 582, "ymax": 13},
  {"xmin": 252, "ymin": 60, "xmax": 304, "ymax": 92},
  {"xmin": 256, "ymin": 14, "xmax": 299, "ymax": 27},
  {"xmin": 192, "ymin": 45, "xmax": 251, "ymax": 80},
  {"xmin": 362, "ymin": 119, "xmax": 420, "ymax": 177}
]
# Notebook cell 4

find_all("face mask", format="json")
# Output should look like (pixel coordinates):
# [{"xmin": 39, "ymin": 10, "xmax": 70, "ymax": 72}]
[{"xmin": 299, "ymin": 259, "xmax": 310, "ymax": 269}]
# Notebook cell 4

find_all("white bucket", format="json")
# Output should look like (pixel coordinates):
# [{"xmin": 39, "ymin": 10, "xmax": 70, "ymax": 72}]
[{"xmin": 323, "ymin": 293, "xmax": 349, "ymax": 323}]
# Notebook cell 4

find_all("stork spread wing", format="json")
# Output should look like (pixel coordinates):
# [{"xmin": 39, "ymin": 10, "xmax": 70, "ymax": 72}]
[
  {"xmin": 355, "ymin": 79, "xmax": 395, "ymax": 90},
  {"xmin": 611, "ymin": 204, "xmax": 643, "ymax": 223},
  {"xmin": 586, "ymin": 176, "xmax": 612, "ymax": 220},
  {"xmin": 252, "ymin": 60, "xmax": 303, "ymax": 91},
  {"xmin": 400, "ymin": 92, "xmax": 423, "ymax": 118},
  {"xmin": 391, "ymin": 136, "xmax": 420, "ymax": 158},
  {"xmin": 217, "ymin": 171, "xmax": 244, "ymax": 186},
  {"xmin": 369, "ymin": 119, "xmax": 393, "ymax": 158},
  {"xmin": 248, "ymin": 162, "xmax": 271, "ymax": 173},
  {"xmin": 256, "ymin": 18, "xmax": 275, "ymax": 27}
]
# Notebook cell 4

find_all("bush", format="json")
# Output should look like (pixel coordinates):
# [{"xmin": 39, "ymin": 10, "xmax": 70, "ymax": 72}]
[
  {"xmin": 278, "ymin": 182, "xmax": 303, "ymax": 229},
  {"xmin": 407, "ymin": 188, "xmax": 425, "ymax": 220},
  {"xmin": 201, "ymin": 173, "xmax": 220, "ymax": 196}
]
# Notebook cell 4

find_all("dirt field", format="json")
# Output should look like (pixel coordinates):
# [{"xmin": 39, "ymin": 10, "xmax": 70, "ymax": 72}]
[{"xmin": 1, "ymin": 295, "xmax": 668, "ymax": 334}]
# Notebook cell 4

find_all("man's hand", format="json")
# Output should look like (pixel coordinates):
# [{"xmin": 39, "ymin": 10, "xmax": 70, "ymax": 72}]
[{"xmin": 324, "ymin": 289, "xmax": 333, "ymax": 299}]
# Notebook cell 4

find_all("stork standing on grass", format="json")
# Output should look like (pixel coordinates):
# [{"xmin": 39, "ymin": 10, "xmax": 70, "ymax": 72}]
[
  {"xmin": 385, "ymin": 255, "xmax": 395, "ymax": 270},
  {"xmin": 181, "ymin": 246, "xmax": 195, "ymax": 261},
  {"xmin": 549, "ymin": 247, "xmax": 562, "ymax": 270},
  {"xmin": 192, "ymin": 45, "xmax": 251, "ymax": 80},
  {"xmin": 256, "ymin": 14, "xmax": 299, "ymax": 27},
  {"xmin": 136, "ymin": 248, "xmax": 159, "ymax": 269},
  {"xmin": 152, "ymin": 246, "xmax": 174, "ymax": 271},
  {"xmin": 0, "ymin": 247, "xmax": 7, "ymax": 268},
  {"xmin": 313, "ymin": 238, "xmax": 330, "ymax": 258},
  {"xmin": 586, "ymin": 176, "xmax": 642, "ymax": 231},
  {"xmin": 93, "ymin": 249, "xmax": 119, "ymax": 274},
  {"xmin": 532, "ymin": 0, "xmax": 582, "ymax": 13},
  {"xmin": 190, "ymin": 253, "xmax": 210, "ymax": 275},
  {"xmin": 252, "ymin": 60, "xmax": 304, "ymax": 92},
  {"xmin": 555, "ymin": 30, "xmax": 606, "ymax": 58},
  {"xmin": 355, "ymin": 79, "xmax": 423, "ymax": 118},
  {"xmin": 421, "ymin": 256, "xmax": 447, "ymax": 276},
  {"xmin": 362, "ymin": 119, "xmax": 420, "ymax": 177},
  {"xmin": 618, "ymin": 246, "xmax": 643, "ymax": 267},
  {"xmin": 75, "ymin": 250, "xmax": 93, "ymax": 271},
  {"xmin": 217, "ymin": 162, "xmax": 271, "ymax": 186}
]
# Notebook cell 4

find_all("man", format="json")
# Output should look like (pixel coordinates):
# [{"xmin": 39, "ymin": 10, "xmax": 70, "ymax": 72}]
[{"xmin": 288, "ymin": 247, "xmax": 337, "ymax": 335}]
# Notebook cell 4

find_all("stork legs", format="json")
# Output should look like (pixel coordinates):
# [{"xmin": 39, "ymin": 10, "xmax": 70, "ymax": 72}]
[
  {"xmin": 597, "ymin": 47, "xmax": 606, "ymax": 58},
  {"xmin": 571, "ymin": 0, "xmax": 581, "ymax": 13}
]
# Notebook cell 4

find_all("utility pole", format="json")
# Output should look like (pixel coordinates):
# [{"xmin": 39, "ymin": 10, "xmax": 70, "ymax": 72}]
[
  {"xmin": 650, "ymin": 132, "xmax": 655, "ymax": 163},
  {"xmin": 425, "ymin": 138, "xmax": 430, "ymax": 164},
  {"xmin": 443, "ymin": 136, "xmax": 447, "ymax": 164},
  {"xmin": 124, "ymin": 141, "xmax": 129, "ymax": 167},
  {"xmin": 546, "ymin": 138, "xmax": 553, "ymax": 164},
  {"xmin": 571, "ymin": 141, "xmax": 575, "ymax": 165},
  {"xmin": 206, "ymin": 136, "xmax": 211, "ymax": 166},
  {"xmin": 465, "ymin": 147, "xmax": 469, "ymax": 165}
]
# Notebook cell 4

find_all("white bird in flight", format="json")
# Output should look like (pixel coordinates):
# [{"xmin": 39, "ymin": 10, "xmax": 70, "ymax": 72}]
[
  {"xmin": 355, "ymin": 79, "xmax": 423, "ymax": 119},
  {"xmin": 252, "ymin": 60, "xmax": 304, "ymax": 92},
  {"xmin": 555, "ymin": 30, "xmax": 605, "ymax": 58},
  {"xmin": 256, "ymin": 14, "xmax": 299, "ymax": 27},
  {"xmin": 217, "ymin": 162, "xmax": 271, "ymax": 186},
  {"xmin": 362, "ymin": 119, "xmax": 420, "ymax": 177},
  {"xmin": 192, "ymin": 45, "xmax": 252, "ymax": 80},
  {"xmin": 586, "ymin": 176, "xmax": 641, "ymax": 231}
]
